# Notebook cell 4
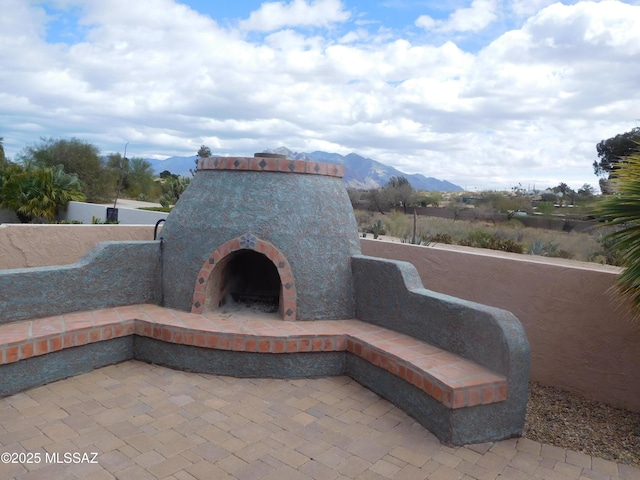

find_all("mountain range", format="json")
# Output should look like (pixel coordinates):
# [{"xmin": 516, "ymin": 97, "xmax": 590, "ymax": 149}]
[{"xmin": 146, "ymin": 147, "xmax": 462, "ymax": 191}]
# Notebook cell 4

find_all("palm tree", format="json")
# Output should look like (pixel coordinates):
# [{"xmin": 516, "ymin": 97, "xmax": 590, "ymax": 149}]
[
  {"xmin": 0, "ymin": 163, "xmax": 85, "ymax": 222},
  {"xmin": 597, "ymin": 147, "xmax": 640, "ymax": 312}
]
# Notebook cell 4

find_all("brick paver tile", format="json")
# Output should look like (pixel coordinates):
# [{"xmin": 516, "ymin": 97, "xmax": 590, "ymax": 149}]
[
  {"xmin": 98, "ymin": 449, "xmax": 136, "ymax": 473},
  {"xmin": 433, "ymin": 450, "xmax": 462, "ymax": 468},
  {"xmin": 490, "ymin": 440, "xmax": 519, "ymax": 460},
  {"xmin": 455, "ymin": 447, "xmax": 484, "ymax": 464},
  {"xmin": 300, "ymin": 459, "xmax": 340, "ymax": 480},
  {"xmin": 500, "ymin": 464, "xmax": 537, "ymax": 479},
  {"xmin": 216, "ymin": 454, "xmax": 250, "ymax": 475},
  {"xmin": 185, "ymin": 460, "xmax": 232, "ymax": 480},
  {"xmin": 124, "ymin": 433, "xmax": 161, "ymax": 453},
  {"xmin": 455, "ymin": 459, "xmax": 499, "ymax": 480},
  {"xmin": 517, "ymin": 438, "xmax": 543, "ymax": 456},
  {"xmin": 580, "ymin": 468, "xmax": 613, "ymax": 480},
  {"xmin": 110, "ymin": 464, "xmax": 157, "ymax": 480},
  {"xmin": 270, "ymin": 445, "xmax": 310, "ymax": 468},
  {"xmin": 468, "ymin": 442, "xmax": 494, "ymax": 455},
  {"xmin": 566, "ymin": 450, "xmax": 593, "ymax": 469},
  {"xmin": 509, "ymin": 451, "xmax": 543, "ymax": 475},
  {"xmin": 83, "ymin": 470, "xmax": 119, "ymax": 480},
  {"xmin": 542, "ymin": 444, "xmax": 568, "ymax": 462},
  {"xmin": 476, "ymin": 451, "xmax": 509, "ymax": 473},
  {"xmin": 533, "ymin": 465, "xmax": 574, "ymax": 480},
  {"xmin": 315, "ymin": 445, "xmax": 351, "ymax": 468},
  {"xmin": 133, "ymin": 450, "xmax": 165, "ymax": 468},
  {"xmin": 592, "ymin": 457, "xmax": 620, "ymax": 477},
  {"xmin": 371, "ymin": 458, "xmax": 403, "ymax": 478},
  {"xmin": 0, "ymin": 361, "xmax": 637, "ymax": 480},
  {"xmin": 295, "ymin": 438, "xmax": 332, "ymax": 459},
  {"xmin": 233, "ymin": 459, "xmax": 277, "ymax": 480},
  {"xmin": 553, "ymin": 460, "xmax": 584, "ymax": 479},
  {"xmin": 389, "ymin": 445, "xmax": 429, "ymax": 467},
  {"xmin": 335, "ymin": 455, "xmax": 371, "ymax": 477},
  {"xmin": 431, "ymin": 463, "xmax": 466, "ymax": 480},
  {"xmin": 346, "ymin": 438, "xmax": 392, "ymax": 463},
  {"xmin": 619, "ymin": 464, "xmax": 640, "ymax": 480},
  {"xmin": 391, "ymin": 464, "xmax": 431, "ymax": 480}
]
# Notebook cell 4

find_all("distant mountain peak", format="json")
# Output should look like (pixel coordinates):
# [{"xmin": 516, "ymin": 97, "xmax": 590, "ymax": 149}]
[
  {"xmin": 263, "ymin": 148, "xmax": 462, "ymax": 191},
  {"xmin": 145, "ymin": 148, "xmax": 462, "ymax": 192}
]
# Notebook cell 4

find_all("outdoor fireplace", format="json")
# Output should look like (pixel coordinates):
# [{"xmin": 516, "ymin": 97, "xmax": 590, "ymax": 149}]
[
  {"xmin": 159, "ymin": 153, "xmax": 362, "ymax": 320},
  {"xmin": 0, "ymin": 152, "xmax": 531, "ymax": 446},
  {"xmin": 209, "ymin": 249, "xmax": 281, "ymax": 313}
]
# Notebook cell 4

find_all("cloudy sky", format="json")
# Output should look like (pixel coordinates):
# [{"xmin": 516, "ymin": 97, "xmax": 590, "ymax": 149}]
[{"xmin": 1, "ymin": 0, "xmax": 639, "ymax": 191}]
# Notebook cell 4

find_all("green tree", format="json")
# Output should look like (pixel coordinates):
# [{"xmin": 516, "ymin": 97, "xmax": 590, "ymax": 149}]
[
  {"xmin": 159, "ymin": 175, "xmax": 190, "ymax": 208},
  {"xmin": 197, "ymin": 145, "xmax": 212, "ymax": 158},
  {"xmin": 347, "ymin": 189, "xmax": 361, "ymax": 209},
  {"xmin": 385, "ymin": 176, "xmax": 414, "ymax": 214},
  {"xmin": 124, "ymin": 157, "xmax": 156, "ymax": 199},
  {"xmin": 366, "ymin": 188, "xmax": 388, "ymax": 214},
  {"xmin": 0, "ymin": 162, "xmax": 85, "ymax": 222},
  {"xmin": 193, "ymin": 145, "xmax": 212, "ymax": 175},
  {"xmin": 576, "ymin": 183, "xmax": 596, "ymax": 203},
  {"xmin": 593, "ymin": 127, "xmax": 640, "ymax": 178},
  {"xmin": 597, "ymin": 148, "xmax": 640, "ymax": 313},
  {"xmin": 0, "ymin": 136, "xmax": 6, "ymax": 166},
  {"xmin": 417, "ymin": 193, "xmax": 441, "ymax": 207},
  {"xmin": 18, "ymin": 137, "xmax": 113, "ymax": 202},
  {"xmin": 552, "ymin": 182, "xmax": 576, "ymax": 205},
  {"xmin": 159, "ymin": 170, "xmax": 178, "ymax": 180}
]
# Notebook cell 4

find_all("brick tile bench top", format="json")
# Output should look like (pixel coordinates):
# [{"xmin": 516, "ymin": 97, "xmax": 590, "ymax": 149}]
[{"xmin": 0, "ymin": 304, "xmax": 507, "ymax": 409}]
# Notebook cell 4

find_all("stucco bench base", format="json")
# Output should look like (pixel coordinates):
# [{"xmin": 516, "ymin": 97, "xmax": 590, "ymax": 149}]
[{"xmin": 0, "ymin": 304, "xmax": 510, "ymax": 445}]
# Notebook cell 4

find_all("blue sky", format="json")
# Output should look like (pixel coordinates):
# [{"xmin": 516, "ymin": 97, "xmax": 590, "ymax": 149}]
[{"xmin": 2, "ymin": 0, "xmax": 640, "ymax": 190}]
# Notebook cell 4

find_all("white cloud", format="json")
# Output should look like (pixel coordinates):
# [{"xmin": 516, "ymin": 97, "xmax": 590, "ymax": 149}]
[
  {"xmin": 239, "ymin": 0, "xmax": 350, "ymax": 32},
  {"xmin": 509, "ymin": 0, "xmax": 558, "ymax": 17},
  {"xmin": 416, "ymin": 0, "xmax": 498, "ymax": 33},
  {"xmin": 1, "ymin": 0, "xmax": 639, "ymax": 191}
]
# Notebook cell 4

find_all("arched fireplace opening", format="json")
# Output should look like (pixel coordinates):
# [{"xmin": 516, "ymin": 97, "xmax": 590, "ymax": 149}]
[{"xmin": 207, "ymin": 250, "xmax": 281, "ymax": 314}]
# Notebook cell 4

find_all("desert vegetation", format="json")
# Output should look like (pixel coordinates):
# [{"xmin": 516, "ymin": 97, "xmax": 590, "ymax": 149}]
[
  {"xmin": 355, "ymin": 210, "xmax": 617, "ymax": 264},
  {"xmin": 0, "ymin": 137, "xmax": 195, "ymax": 222}
]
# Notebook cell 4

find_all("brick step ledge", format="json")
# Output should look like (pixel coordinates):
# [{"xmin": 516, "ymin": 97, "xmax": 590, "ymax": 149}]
[{"xmin": 0, "ymin": 304, "xmax": 506, "ymax": 410}]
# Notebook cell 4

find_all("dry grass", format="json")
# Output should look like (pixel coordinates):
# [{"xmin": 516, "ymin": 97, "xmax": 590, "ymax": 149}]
[{"xmin": 356, "ymin": 210, "xmax": 609, "ymax": 263}]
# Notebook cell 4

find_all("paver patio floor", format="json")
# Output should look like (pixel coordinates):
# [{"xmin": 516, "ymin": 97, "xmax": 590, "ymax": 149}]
[{"xmin": 0, "ymin": 361, "xmax": 638, "ymax": 480}]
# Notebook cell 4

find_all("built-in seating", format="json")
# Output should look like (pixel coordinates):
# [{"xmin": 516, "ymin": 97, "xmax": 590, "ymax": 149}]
[{"xmin": 0, "ymin": 304, "xmax": 506, "ymax": 414}]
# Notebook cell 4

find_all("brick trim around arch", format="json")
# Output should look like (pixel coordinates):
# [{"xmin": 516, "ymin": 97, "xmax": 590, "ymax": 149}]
[{"xmin": 191, "ymin": 233, "xmax": 297, "ymax": 321}]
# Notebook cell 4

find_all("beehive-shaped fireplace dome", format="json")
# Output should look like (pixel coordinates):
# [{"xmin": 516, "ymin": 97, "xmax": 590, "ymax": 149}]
[{"xmin": 159, "ymin": 154, "xmax": 362, "ymax": 320}]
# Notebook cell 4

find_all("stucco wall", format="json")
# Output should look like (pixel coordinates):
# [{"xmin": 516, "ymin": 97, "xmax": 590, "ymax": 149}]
[
  {"xmin": 1, "ymin": 225, "xmax": 637, "ymax": 411},
  {"xmin": 160, "ymin": 168, "xmax": 361, "ymax": 320},
  {"xmin": 0, "ymin": 241, "xmax": 162, "ymax": 323},
  {"xmin": 0, "ymin": 224, "xmax": 156, "ymax": 269},
  {"xmin": 58, "ymin": 201, "xmax": 168, "ymax": 225},
  {"xmin": 361, "ymin": 239, "xmax": 640, "ymax": 412}
]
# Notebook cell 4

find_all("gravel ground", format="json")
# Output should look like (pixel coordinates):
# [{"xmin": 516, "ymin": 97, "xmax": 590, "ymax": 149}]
[{"xmin": 524, "ymin": 382, "xmax": 640, "ymax": 467}]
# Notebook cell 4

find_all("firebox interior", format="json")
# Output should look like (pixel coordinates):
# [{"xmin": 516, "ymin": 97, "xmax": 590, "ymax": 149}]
[{"xmin": 207, "ymin": 250, "xmax": 281, "ymax": 314}]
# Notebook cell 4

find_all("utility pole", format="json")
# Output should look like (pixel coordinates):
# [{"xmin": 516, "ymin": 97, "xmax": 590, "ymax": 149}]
[{"xmin": 113, "ymin": 142, "xmax": 129, "ymax": 209}]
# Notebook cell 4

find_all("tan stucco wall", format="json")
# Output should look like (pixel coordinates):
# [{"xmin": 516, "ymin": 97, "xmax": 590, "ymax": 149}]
[
  {"xmin": 0, "ymin": 224, "xmax": 155, "ymax": 269},
  {"xmin": 361, "ymin": 238, "xmax": 640, "ymax": 412},
  {"xmin": 1, "ymin": 225, "xmax": 638, "ymax": 411}
]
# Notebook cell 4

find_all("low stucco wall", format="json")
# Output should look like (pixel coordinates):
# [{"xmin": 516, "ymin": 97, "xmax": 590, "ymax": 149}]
[
  {"xmin": 0, "ymin": 241, "xmax": 162, "ymax": 323},
  {"xmin": 1, "ymin": 225, "xmax": 637, "ymax": 411},
  {"xmin": 361, "ymin": 239, "xmax": 640, "ymax": 412},
  {"xmin": 0, "ymin": 224, "xmax": 156, "ymax": 269}
]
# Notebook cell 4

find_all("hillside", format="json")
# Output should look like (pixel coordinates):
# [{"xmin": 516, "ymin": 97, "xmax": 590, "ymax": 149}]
[{"xmin": 146, "ymin": 148, "xmax": 462, "ymax": 191}]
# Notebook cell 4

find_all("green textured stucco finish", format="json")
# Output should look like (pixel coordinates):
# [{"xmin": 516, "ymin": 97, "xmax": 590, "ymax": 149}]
[
  {"xmin": 0, "ymin": 242, "xmax": 161, "ymax": 324},
  {"xmin": 160, "ymin": 169, "xmax": 361, "ymax": 319}
]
